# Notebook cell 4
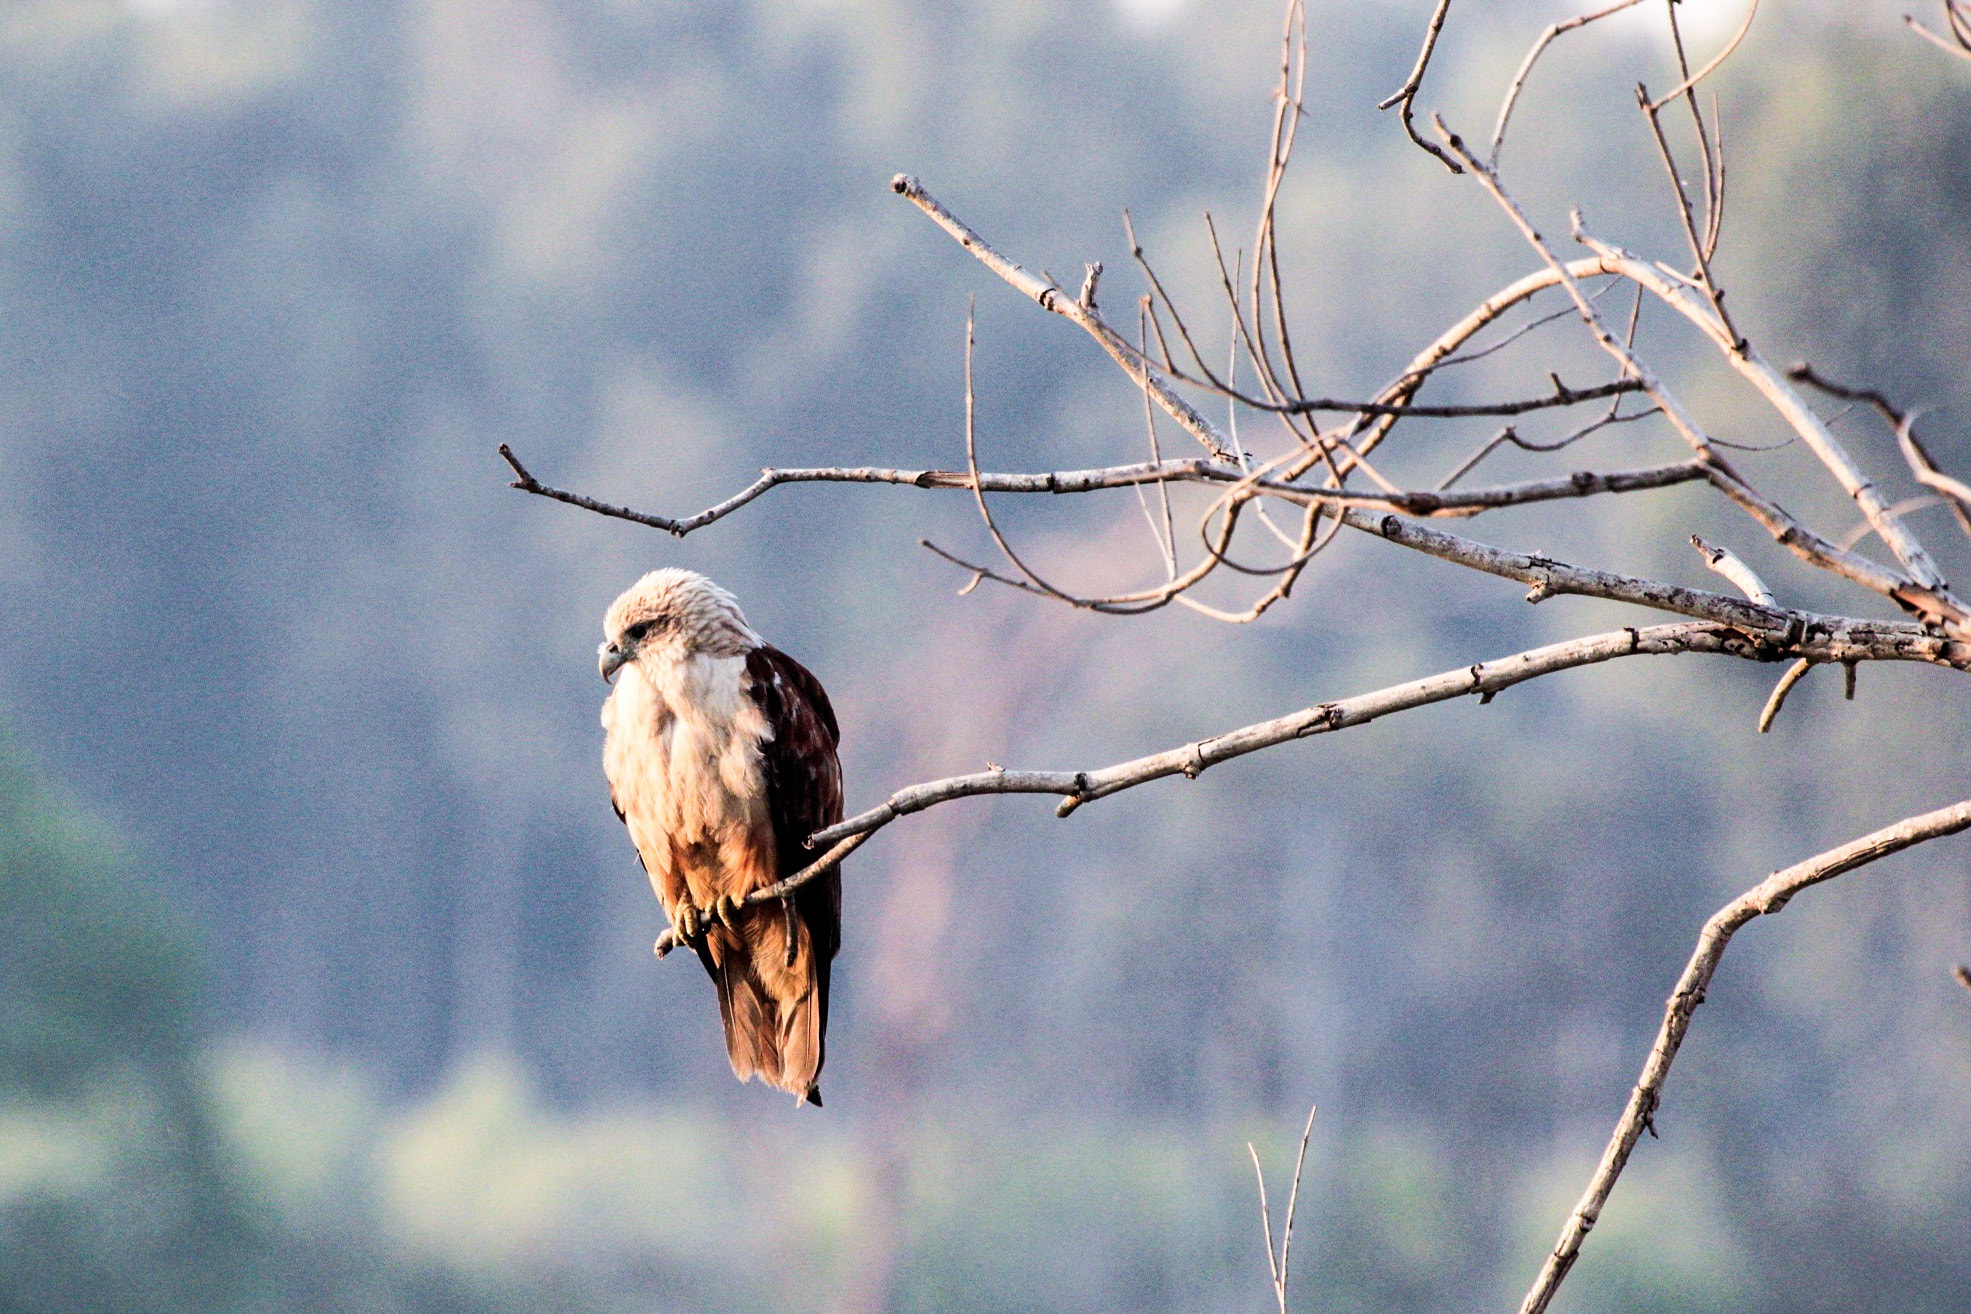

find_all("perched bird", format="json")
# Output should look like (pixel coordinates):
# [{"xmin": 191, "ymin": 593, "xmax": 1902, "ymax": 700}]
[{"xmin": 598, "ymin": 568, "xmax": 843, "ymax": 1105}]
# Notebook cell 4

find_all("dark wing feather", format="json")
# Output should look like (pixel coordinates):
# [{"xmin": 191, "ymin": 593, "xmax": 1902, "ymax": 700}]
[
  {"xmin": 745, "ymin": 645, "xmax": 844, "ymax": 884},
  {"xmin": 744, "ymin": 643, "xmax": 844, "ymax": 1025}
]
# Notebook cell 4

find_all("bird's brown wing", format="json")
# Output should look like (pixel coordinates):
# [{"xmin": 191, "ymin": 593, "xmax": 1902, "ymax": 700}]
[
  {"xmin": 740, "ymin": 644, "xmax": 843, "ymax": 1098},
  {"xmin": 749, "ymin": 646, "xmax": 841, "ymax": 884}
]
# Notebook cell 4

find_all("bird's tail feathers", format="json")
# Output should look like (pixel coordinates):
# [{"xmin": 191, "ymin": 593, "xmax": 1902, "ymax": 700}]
[{"xmin": 710, "ymin": 918, "xmax": 826, "ymax": 1101}]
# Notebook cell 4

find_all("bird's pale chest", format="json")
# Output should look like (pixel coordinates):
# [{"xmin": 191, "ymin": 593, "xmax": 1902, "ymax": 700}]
[{"xmin": 601, "ymin": 654, "xmax": 772, "ymax": 870}]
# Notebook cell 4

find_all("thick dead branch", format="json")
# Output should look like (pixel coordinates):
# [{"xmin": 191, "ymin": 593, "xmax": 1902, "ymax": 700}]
[
  {"xmin": 792, "ymin": 621, "xmax": 1966, "ymax": 865},
  {"xmin": 1517, "ymin": 795, "xmax": 1971, "ymax": 1314},
  {"xmin": 1361, "ymin": 511, "xmax": 1833, "ymax": 636}
]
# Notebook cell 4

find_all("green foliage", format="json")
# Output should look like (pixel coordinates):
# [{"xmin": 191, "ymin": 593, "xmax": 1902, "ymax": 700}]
[
  {"xmin": 0, "ymin": 743, "xmax": 259, "ymax": 1312},
  {"xmin": 0, "ymin": 751, "xmax": 199, "ymax": 1099}
]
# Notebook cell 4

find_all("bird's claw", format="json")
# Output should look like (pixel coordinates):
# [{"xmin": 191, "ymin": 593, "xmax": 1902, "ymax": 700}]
[{"xmin": 669, "ymin": 896, "xmax": 742, "ymax": 948}]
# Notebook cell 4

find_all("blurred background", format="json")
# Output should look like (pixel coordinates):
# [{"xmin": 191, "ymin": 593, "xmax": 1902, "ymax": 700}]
[{"xmin": 1, "ymin": 0, "xmax": 1968, "ymax": 1310}]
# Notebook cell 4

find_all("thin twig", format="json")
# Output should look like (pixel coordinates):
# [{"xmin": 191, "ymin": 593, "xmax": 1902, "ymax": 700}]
[
  {"xmin": 1660, "ymin": 0, "xmax": 1726, "ymax": 267},
  {"xmin": 1490, "ymin": 0, "xmax": 1651, "ymax": 168},
  {"xmin": 1280, "ymin": 377, "xmax": 1645, "ymax": 419},
  {"xmin": 1636, "ymin": 85, "xmax": 1739, "ymax": 343},
  {"xmin": 1788, "ymin": 364, "xmax": 1971, "ymax": 542},
  {"xmin": 1756, "ymin": 657, "xmax": 1812, "ymax": 732},
  {"xmin": 1906, "ymin": 4, "xmax": 1971, "ymax": 61},
  {"xmin": 1278, "ymin": 1103, "xmax": 1318, "ymax": 1307},
  {"xmin": 1839, "ymin": 496, "xmax": 1949, "ymax": 553},
  {"xmin": 1248, "ymin": 1146, "xmax": 1280, "ymax": 1304},
  {"xmin": 1249, "ymin": 1104, "xmax": 1319, "ymax": 1314},
  {"xmin": 1378, "ymin": 0, "xmax": 1463, "ymax": 172},
  {"xmin": 893, "ymin": 174, "xmax": 1237, "ymax": 463},
  {"xmin": 653, "ymin": 830, "xmax": 874, "ymax": 959},
  {"xmin": 1436, "ymin": 404, "xmax": 1660, "ymax": 490},
  {"xmin": 1647, "ymin": 0, "xmax": 1760, "ymax": 110},
  {"xmin": 1898, "ymin": 419, "xmax": 1971, "ymax": 533},
  {"xmin": 1136, "ymin": 302, "xmax": 1179, "ymax": 577}
]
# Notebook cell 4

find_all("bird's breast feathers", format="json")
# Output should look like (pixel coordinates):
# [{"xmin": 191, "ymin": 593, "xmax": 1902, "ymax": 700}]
[{"xmin": 601, "ymin": 651, "xmax": 774, "ymax": 882}]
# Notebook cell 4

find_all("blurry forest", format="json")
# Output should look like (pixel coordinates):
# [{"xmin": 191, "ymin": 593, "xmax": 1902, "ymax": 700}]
[{"xmin": 1, "ymin": 0, "xmax": 1969, "ymax": 1310}]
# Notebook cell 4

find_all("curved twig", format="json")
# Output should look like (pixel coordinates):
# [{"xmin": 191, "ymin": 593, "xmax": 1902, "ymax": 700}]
[
  {"xmin": 1755, "ymin": 657, "xmax": 1812, "ymax": 732},
  {"xmin": 1647, "ymin": 0, "xmax": 1760, "ymax": 111},
  {"xmin": 1490, "ymin": 0, "xmax": 1651, "ymax": 168},
  {"xmin": 1378, "ymin": 0, "xmax": 1463, "ymax": 172}
]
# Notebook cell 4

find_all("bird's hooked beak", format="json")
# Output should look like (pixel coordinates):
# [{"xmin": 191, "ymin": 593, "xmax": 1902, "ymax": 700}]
[{"xmin": 598, "ymin": 640, "xmax": 630, "ymax": 684}]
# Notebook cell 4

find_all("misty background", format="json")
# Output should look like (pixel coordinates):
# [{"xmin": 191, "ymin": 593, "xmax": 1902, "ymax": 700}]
[{"xmin": 1, "ymin": 0, "xmax": 1969, "ymax": 1310}]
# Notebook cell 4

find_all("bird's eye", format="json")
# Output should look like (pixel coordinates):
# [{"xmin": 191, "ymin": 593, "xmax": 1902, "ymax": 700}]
[{"xmin": 625, "ymin": 620, "xmax": 652, "ymax": 642}]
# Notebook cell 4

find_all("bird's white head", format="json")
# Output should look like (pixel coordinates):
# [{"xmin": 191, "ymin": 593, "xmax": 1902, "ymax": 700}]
[{"xmin": 598, "ymin": 568, "xmax": 760, "ymax": 683}]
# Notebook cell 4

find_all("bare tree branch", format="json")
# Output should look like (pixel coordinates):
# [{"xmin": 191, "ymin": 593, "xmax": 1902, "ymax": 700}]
[
  {"xmin": 1517, "ymin": 796, "xmax": 1971, "ymax": 1314},
  {"xmin": 1423, "ymin": 123, "xmax": 1966, "ymax": 632},
  {"xmin": 1279, "ymin": 377, "xmax": 1644, "ymax": 418},
  {"xmin": 505, "ymin": 443, "xmax": 1711, "ymax": 544},
  {"xmin": 1568, "ymin": 235, "xmax": 1961, "ymax": 617},
  {"xmin": 641, "ymin": 619, "xmax": 1967, "ymax": 955},
  {"xmin": 797, "ymin": 621, "xmax": 1965, "ymax": 862},
  {"xmin": 1647, "ymin": 0, "xmax": 1761, "ymax": 110},
  {"xmin": 1378, "ymin": 0, "xmax": 1463, "ymax": 172}
]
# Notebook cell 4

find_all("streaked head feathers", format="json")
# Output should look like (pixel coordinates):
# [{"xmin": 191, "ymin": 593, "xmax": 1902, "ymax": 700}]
[{"xmin": 599, "ymin": 568, "xmax": 760, "ymax": 681}]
